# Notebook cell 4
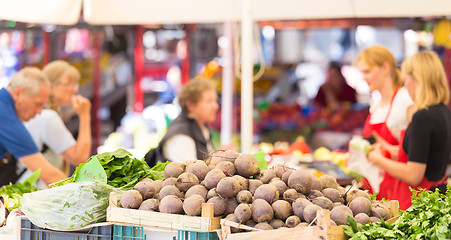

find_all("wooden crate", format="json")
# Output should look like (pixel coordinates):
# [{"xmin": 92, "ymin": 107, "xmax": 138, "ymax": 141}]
[
  {"xmin": 220, "ymin": 200, "xmax": 400, "ymax": 240},
  {"xmin": 221, "ymin": 209, "xmax": 347, "ymax": 240},
  {"xmin": 107, "ymin": 192, "xmax": 221, "ymax": 231},
  {"xmin": 385, "ymin": 200, "xmax": 400, "ymax": 224}
]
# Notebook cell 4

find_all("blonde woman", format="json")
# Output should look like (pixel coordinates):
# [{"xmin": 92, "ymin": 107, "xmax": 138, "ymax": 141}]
[
  {"xmin": 23, "ymin": 60, "xmax": 91, "ymax": 176},
  {"xmin": 368, "ymin": 50, "xmax": 451, "ymax": 209},
  {"xmin": 354, "ymin": 45, "xmax": 414, "ymax": 200}
]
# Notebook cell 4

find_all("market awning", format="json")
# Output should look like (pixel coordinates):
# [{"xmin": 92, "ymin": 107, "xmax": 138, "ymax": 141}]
[
  {"xmin": 1, "ymin": 0, "xmax": 451, "ymax": 26},
  {"xmin": 82, "ymin": 0, "xmax": 353, "ymax": 25},
  {"xmin": 0, "ymin": 0, "xmax": 81, "ymax": 25}
]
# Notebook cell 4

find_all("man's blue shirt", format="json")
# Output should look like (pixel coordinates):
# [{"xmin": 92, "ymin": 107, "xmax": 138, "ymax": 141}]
[{"xmin": 0, "ymin": 88, "xmax": 38, "ymax": 158}]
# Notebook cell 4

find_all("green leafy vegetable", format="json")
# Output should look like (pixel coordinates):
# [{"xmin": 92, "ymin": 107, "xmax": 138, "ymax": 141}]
[
  {"xmin": 343, "ymin": 186, "xmax": 451, "ymax": 239},
  {"xmin": 151, "ymin": 161, "xmax": 171, "ymax": 172},
  {"xmin": 371, "ymin": 192, "xmax": 378, "ymax": 201},
  {"xmin": 50, "ymin": 149, "xmax": 167, "ymax": 188},
  {"xmin": 0, "ymin": 169, "xmax": 41, "ymax": 210}
]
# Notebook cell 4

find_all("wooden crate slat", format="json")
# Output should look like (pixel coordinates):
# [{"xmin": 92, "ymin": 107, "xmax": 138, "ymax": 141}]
[{"xmin": 107, "ymin": 193, "xmax": 219, "ymax": 231}]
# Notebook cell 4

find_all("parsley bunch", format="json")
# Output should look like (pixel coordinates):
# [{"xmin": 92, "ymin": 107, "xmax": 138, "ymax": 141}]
[{"xmin": 343, "ymin": 186, "xmax": 451, "ymax": 240}]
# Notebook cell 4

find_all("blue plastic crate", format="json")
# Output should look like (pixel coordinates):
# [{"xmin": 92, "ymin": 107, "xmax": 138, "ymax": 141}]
[
  {"xmin": 113, "ymin": 224, "xmax": 145, "ymax": 240},
  {"xmin": 20, "ymin": 218, "xmax": 113, "ymax": 240},
  {"xmin": 175, "ymin": 230, "xmax": 219, "ymax": 240},
  {"xmin": 20, "ymin": 218, "xmax": 146, "ymax": 240}
]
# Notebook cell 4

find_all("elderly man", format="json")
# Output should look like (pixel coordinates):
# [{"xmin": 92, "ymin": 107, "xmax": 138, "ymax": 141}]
[{"xmin": 0, "ymin": 67, "xmax": 66, "ymax": 186}]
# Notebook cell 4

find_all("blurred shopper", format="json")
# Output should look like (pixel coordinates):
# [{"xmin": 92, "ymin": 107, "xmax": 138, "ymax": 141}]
[
  {"xmin": 313, "ymin": 62, "xmax": 357, "ymax": 108},
  {"xmin": 354, "ymin": 45, "xmax": 414, "ymax": 200},
  {"xmin": 145, "ymin": 78, "xmax": 221, "ymax": 164},
  {"xmin": 23, "ymin": 60, "xmax": 91, "ymax": 178},
  {"xmin": 0, "ymin": 67, "xmax": 66, "ymax": 186},
  {"xmin": 368, "ymin": 50, "xmax": 451, "ymax": 210}
]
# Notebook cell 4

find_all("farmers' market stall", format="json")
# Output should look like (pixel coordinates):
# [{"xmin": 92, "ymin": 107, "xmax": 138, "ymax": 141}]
[
  {"xmin": 1, "ymin": 1, "xmax": 451, "ymax": 239},
  {"xmin": 1, "ymin": 149, "xmax": 403, "ymax": 240}
]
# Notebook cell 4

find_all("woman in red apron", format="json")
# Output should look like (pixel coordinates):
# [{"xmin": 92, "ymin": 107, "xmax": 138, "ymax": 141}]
[
  {"xmin": 361, "ymin": 89, "xmax": 400, "ymax": 200},
  {"xmin": 368, "ymin": 50, "xmax": 451, "ymax": 210},
  {"xmin": 355, "ymin": 45, "xmax": 411, "ymax": 200}
]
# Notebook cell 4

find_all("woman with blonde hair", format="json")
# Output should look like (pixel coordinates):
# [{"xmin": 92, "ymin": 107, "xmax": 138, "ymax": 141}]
[
  {"xmin": 354, "ymin": 45, "xmax": 414, "ymax": 200},
  {"xmin": 368, "ymin": 50, "xmax": 451, "ymax": 209},
  {"xmin": 23, "ymin": 60, "xmax": 91, "ymax": 179}
]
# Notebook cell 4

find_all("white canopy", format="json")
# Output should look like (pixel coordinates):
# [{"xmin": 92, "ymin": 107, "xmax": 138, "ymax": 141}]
[
  {"xmin": 0, "ymin": 0, "xmax": 81, "ymax": 25},
  {"xmin": 0, "ymin": 0, "xmax": 451, "ymax": 25}
]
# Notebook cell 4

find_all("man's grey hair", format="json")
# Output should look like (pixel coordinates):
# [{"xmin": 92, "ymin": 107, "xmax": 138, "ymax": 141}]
[{"xmin": 7, "ymin": 67, "xmax": 50, "ymax": 97}]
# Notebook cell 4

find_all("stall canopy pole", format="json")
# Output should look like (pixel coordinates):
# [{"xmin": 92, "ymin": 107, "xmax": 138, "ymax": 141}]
[
  {"xmin": 134, "ymin": 25, "xmax": 144, "ymax": 113},
  {"xmin": 446, "ymin": 48, "xmax": 451, "ymax": 108},
  {"xmin": 92, "ymin": 31, "xmax": 102, "ymax": 151},
  {"xmin": 42, "ymin": 31, "xmax": 50, "ymax": 65},
  {"xmin": 181, "ymin": 25, "xmax": 190, "ymax": 85},
  {"xmin": 240, "ymin": 0, "xmax": 253, "ymax": 153},
  {"xmin": 221, "ymin": 21, "xmax": 234, "ymax": 146}
]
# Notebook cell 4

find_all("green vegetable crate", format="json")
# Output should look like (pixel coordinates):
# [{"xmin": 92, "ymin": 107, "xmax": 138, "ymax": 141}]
[
  {"xmin": 20, "ymin": 218, "xmax": 145, "ymax": 240},
  {"xmin": 220, "ymin": 201, "xmax": 399, "ymax": 240}
]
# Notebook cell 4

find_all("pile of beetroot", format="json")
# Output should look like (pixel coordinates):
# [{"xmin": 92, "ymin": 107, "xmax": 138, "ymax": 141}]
[{"xmin": 119, "ymin": 150, "xmax": 393, "ymax": 231}]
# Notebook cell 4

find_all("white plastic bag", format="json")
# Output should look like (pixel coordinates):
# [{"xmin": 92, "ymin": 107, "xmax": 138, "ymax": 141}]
[
  {"xmin": 347, "ymin": 136, "xmax": 384, "ymax": 194},
  {"xmin": 21, "ymin": 182, "xmax": 117, "ymax": 230}
]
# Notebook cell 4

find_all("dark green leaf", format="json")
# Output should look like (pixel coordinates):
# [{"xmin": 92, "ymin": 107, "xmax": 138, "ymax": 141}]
[
  {"xmin": 347, "ymin": 215, "xmax": 358, "ymax": 231},
  {"xmin": 150, "ymin": 161, "xmax": 170, "ymax": 172}
]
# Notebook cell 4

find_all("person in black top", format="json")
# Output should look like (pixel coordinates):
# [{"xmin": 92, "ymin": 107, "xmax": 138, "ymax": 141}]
[
  {"xmin": 368, "ymin": 50, "xmax": 451, "ymax": 209},
  {"xmin": 145, "ymin": 78, "xmax": 220, "ymax": 165}
]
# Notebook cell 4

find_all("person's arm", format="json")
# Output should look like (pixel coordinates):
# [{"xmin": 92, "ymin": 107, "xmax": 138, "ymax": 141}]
[
  {"xmin": 61, "ymin": 95, "xmax": 91, "ymax": 165},
  {"xmin": 368, "ymin": 144, "xmax": 426, "ymax": 186},
  {"xmin": 219, "ymin": 142, "xmax": 237, "ymax": 151},
  {"xmin": 19, "ymin": 153, "xmax": 66, "ymax": 185},
  {"xmin": 371, "ymin": 131, "xmax": 399, "ymax": 160}
]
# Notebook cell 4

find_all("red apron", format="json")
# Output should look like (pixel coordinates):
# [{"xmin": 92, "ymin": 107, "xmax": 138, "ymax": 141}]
[
  {"xmin": 391, "ymin": 129, "xmax": 448, "ymax": 210},
  {"xmin": 361, "ymin": 89, "xmax": 399, "ymax": 200}
]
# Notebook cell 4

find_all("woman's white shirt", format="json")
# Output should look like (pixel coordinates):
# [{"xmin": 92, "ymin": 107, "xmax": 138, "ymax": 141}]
[
  {"xmin": 163, "ymin": 126, "xmax": 212, "ymax": 163},
  {"xmin": 24, "ymin": 109, "xmax": 76, "ymax": 154},
  {"xmin": 369, "ymin": 87, "xmax": 414, "ymax": 140}
]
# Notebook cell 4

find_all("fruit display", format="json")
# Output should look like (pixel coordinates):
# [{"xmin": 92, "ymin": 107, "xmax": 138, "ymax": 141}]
[
  {"xmin": 116, "ymin": 150, "xmax": 393, "ymax": 231},
  {"xmin": 258, "ymin": 138, "xmax": 355, "ymax": 183},
  {"xmin": 256, "ymin": 103, "xmax": 369, "ymax": 144},
  {"xmin": 209, "ymin": 102, "xmax": 369, "ymax": 146}
]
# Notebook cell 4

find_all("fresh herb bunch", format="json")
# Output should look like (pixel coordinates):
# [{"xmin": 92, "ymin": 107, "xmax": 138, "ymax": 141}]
[
  {"xmin": 343, "ymin": 186, "xmax": 451, "ymax": 240},
  {"xmin": 393, "ymin": 186, "xmax": 451, "ymax": 239},
  {"xmin": 343, "ymin": 216, "xmax": 404, "ymax": 239}
]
